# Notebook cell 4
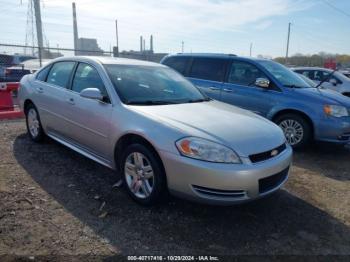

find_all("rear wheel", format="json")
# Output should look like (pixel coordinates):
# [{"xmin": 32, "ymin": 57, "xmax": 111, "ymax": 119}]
[
  {"xmin": 120, "ymin": 143, "xmax": 167, "ymax": 206},
  {"xmin": 275, "ymin": 113, "xmax": 312, "ymax": 148},
  {"xmin": 25, "ymin": 103, "xmax": 45, "ymax": 142}
]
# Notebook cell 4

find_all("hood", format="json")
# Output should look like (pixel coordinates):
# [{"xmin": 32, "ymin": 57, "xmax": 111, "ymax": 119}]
[
  {"xmin": 294, "ymin": 88, "xmax": 350, "ymax": 107},
  {"xmin": 129, "ymin": 101, "xmax": 285, "ymax": 157}
]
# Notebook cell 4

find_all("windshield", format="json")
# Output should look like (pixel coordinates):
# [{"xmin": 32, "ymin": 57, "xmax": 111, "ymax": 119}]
[
  {"xmin": 258, "ymin": 60, "xmax": 312, "ymax": 88},
  {"xmin": 104, "ymin": 65, "xmax": 207, "ymax": 105},
  {"xmin": 297, "ymin": 74, "xmax": 318, "ymax": 87}
]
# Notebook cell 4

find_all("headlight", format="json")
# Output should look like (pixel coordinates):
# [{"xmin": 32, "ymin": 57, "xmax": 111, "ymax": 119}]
[
  {"xmin": 324, "ymin": 105, "xmax": 349, "ymax": 117},
  {"xmin": 175, "ymin": 137, "xmax": 241, "ymax": 164}
]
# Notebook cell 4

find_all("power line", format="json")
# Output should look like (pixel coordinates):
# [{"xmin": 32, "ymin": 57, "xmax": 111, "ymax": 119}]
[{"xmin": 322, "ymin": 0, "xmax": 350, "ymax": 19}]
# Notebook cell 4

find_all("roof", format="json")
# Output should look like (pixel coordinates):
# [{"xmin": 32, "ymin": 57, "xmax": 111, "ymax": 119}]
[
  {"xmin": 165, "ymin": 53, "xmax": 271, "ymax": 63},
  {"xmin": 52, "ymin": 56, "xmax": 164, "ymax": 67},
  {"xmin": 174, "ymin": 53, "xmax": 237, "ymax": 57},
  {"xmin": 291, "ymin": 66, "xmax": 333, "ymax": 72}
]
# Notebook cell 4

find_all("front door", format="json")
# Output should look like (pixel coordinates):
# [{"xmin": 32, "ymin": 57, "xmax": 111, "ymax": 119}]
[
  {"xmin": 221, "ymin": 60, "xmax": 280, "ymax": 117},
  {"xmin": 63, "ymin": 62, "xmax": 113, "ymax": 160}
]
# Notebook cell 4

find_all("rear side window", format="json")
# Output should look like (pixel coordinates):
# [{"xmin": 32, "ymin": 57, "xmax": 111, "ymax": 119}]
[
  {"xmin": 36, "ymin": 65, "xmax": 51, "ymax": 82},
  {"xmin": 189, "ymin": 58, "xmax": 226, "ymax": 82},
  {"xmin": 46, "ymin": 62, "xmax": 75, "ymax": 88},
  {"xmin": 228, "ymin": 61, "xmax": 267, "ymax": 86},
  {"xmin": 163, "ymin": 56, "xmax": 189, "ymax": 75}
]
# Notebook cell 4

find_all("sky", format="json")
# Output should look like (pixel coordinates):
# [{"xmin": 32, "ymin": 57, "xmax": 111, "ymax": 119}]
[{"xmin": 0, "ymin": 0, "xmax": 349, "ymax": 58}]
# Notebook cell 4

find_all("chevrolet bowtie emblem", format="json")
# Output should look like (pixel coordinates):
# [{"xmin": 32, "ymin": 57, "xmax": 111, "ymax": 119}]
[{"xmin": 271, "ymin": 149, "xmax": 279, "ymax": 157}]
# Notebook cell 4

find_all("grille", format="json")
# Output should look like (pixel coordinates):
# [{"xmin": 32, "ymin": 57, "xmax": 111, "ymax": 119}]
[
  {"xmin": 249, "ymin": 143, "xmax": 287, "ymax": 163},
  {"xmin": 192, "ymin": 185, "xmax": 246, "ymax": 199},
  {"xmin": 259, "ymin": 167, "xmax": 289, "ymax": 194}
]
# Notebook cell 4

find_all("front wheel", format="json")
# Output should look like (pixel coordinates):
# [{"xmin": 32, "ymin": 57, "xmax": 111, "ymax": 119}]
[
  {"xmin": 120, "ymin": 143, "xmax": 167, "ymax": 206},
  {"xmin": 275, "ymin": 114, "xmax": 312, "ymax": 149}
]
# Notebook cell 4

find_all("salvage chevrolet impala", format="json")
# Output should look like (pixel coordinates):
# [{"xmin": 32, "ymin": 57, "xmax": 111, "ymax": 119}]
[{"xmin": 18, "ymin": 57, "xmax": 292, "ymax": 205}]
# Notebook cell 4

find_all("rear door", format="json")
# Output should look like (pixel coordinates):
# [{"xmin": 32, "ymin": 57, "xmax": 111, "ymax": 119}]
[
  {"xmin": 33, "ymin": 61, "xmax": 76, "ymax": 136},
  {"xmin": 221, "ymin": 60, "xmax": 280, "ymax": 117},
  {"xmin": 187, "ymin": 57, "xmax": 227, "ymax": 100},
  {"xmin": 62, "ymin": 62, "xmax": 113, "ymax": 160}
]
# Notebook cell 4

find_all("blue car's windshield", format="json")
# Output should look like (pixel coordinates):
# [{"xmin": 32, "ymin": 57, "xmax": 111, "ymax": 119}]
[
  {"xmin": 104, "ymin": 65, "xmax": 207, "ymax": 105},
  {"xmin": 258, "ymin": 60, "xmax": 312, "ymax": 88}
]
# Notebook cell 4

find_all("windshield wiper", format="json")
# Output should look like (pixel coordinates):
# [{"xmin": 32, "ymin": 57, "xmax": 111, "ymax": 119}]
[
  {"xmin": 125, "ymin": 100, "xmax": 179, "ymax": 105},
  {"xmin": 187, "ymin": 97, "xmax": 212, "ymax": 103},
  {"xmin": 314, "ymin": 69, "xmax": 337, "ymax": 89},
  {"xmin": 284, "ymin": 84, "xmax": 303, "ymax": 89}
]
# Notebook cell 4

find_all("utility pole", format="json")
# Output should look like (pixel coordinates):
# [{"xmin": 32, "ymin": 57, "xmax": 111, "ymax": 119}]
[
  {"xmin": 249, "ymin": 42, "xmax": 253, "ymax": 57},
  {"xmin": 72, "ymin": 2, "xmax": 79, "ymax": 56},
  {"xmin": 114, "ymin": 19, "xmax": 119, "ymax": 57},
  {"xmin": 150, "ymin": 35, "xmax": 153, "ymax": 53},
  {"xmin": 285, "ymin": 22, "xmax": 291, "ymax": 65},
  {"xmin": 181, "ymin": 41, "xmax": 184, "ymax": 53},
  {"xmin": 33, "ymin": 0, "xmax": 43, "ymax": 66},
  {"xmin": 140, "ymin": 36, "xmax": 143, "ymax": 52}
]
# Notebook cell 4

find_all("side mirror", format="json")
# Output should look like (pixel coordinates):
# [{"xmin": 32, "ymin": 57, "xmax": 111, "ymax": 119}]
[
  {"xmin": 329, "ymin": 78, "xmax": 337, "ymax": 86},
  {"xmin": 80, "ymin": 88, "xmax": 103, "ymax": 101},
  {"xmin": 255, "ymin": 78, "xmax": 270, "ymax": 88}
]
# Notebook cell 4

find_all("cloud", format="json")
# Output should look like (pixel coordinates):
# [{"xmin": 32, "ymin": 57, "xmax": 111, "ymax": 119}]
[
  {"xmin": 253, "ymin": 20, "xmax": 273, "ymax": 30},
  {"xmin": 35, "ymin": 0, "xmax": 314, "ymax": 52}
]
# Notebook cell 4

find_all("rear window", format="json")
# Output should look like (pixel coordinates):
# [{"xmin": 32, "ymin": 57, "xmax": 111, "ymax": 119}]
[
  {"xmin": 189, "ymin": 58, "xmax": 226, "ymax": 82},
  {"xmin": 162, "ymin": 56, "xmax": 190, "ymax": 75},
  {"xmin": 36, "ymin": 65, "xmax": 52, "ymax": 82}
]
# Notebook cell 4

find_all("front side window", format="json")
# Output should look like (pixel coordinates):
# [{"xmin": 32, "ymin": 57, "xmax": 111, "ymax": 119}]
[
  {"xmin": 163, "ymin": 57, "xmax": 189, "ymax": 75},
  {"xmin": 104, "ymin": 65, "xmax": 206, "ymax": 105},
  {"xmin": 72, "ymin": 63, "xmax": 108, "ymax": 97},
  {"xmin": 258, "ymin": 60, "xmax": 312, "ymax": 88},
  {"xmin": 46, "ymin": 61, "xmax": 75, "ymax": 88},
  {"xmin": 189, "ymin": 58, "xmax": 226, "ymax": 82},
  {"xmin": 228, "ymin": 61, "xmax": 267, "ymax": 86}
]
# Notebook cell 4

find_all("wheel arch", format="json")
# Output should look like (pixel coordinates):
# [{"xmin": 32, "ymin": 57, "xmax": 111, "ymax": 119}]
[
  {"xmin": 114, "ymin": 133, "xmax": 167, "ymax": 182},
  {"xmin": 23, "ymin": 99, "xmax": 35, "ymax": 114},
  {"xmin": 271, "ymin": 109, "xmax": 315, "ymax": 138}
]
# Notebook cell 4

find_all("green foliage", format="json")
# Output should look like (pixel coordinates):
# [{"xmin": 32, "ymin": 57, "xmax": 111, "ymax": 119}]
[{"xmin": 274, "ymin": 53, "xmax": 350, "ymax": 68}]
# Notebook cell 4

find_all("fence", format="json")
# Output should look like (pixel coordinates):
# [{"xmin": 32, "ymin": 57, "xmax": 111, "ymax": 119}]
[{"xmin": 0, "ymin": 43, "xmax": 168, "ymax": 83}]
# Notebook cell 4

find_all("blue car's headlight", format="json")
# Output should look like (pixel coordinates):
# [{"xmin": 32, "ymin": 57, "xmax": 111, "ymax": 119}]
[
  {"xmin": 176, "ymin": 137, "xmax": 241, "ymax": 164},
  {"xmin": 324, "ymin": 105, "xmax": 349, "ymax": 117}
]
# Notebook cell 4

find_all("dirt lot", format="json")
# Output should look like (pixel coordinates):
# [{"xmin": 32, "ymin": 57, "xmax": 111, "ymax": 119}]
[{"xmin": 0, "ymin": 119, "xmax": 349, "ymax": 259}]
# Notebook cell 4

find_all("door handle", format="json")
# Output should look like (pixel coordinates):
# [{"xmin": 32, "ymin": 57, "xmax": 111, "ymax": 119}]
[
  {"xmin": 67, "ymin": 97, "xmax": 75, "ymax": 105},
  {"xmin": 209, "ymin": 86, "xmax": 220, "ymax": 91},
  {"xmin": 36, "ymin": 87, "xmax": 44, "ymax": 93},
  {"xmin": 223, "ymin": 88, "xmax": 234, "ymax": 93}
]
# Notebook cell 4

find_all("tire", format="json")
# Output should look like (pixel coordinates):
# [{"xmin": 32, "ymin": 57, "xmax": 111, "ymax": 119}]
[
  {"xmin": 120, "ymin": 143, "xmax": 167, "ymax": 206},
  {"xmin": 275, "ymin": 113, "xmax": 312, "ymax": 149},
  {"xmin": 25, "ymin": 103, "xmax": 45, "ymax": 142}
]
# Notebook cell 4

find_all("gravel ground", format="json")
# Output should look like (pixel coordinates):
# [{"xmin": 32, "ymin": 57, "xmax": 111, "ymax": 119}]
[{"xmin": 0, "ymin": 119, "xmax": 349, "ymax": 259}]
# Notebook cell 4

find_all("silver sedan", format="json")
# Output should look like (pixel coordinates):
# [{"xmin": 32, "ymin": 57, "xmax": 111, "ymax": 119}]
[{"xmin": 19, "ymin": 56, "xmax": 292, "ymax": 205}]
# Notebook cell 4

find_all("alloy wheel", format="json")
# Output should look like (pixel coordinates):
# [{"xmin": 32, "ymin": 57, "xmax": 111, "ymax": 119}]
[
  {"xmin": 124, "ymin": 152, "xmax": 154, "ymax": 199},
  {"xmin": 27, "ymin": 108, "xmax": 40, "ymax": 138},
  {"xmin": 279, "ymin": 119, "xmax": 304, "ymax": 146}
]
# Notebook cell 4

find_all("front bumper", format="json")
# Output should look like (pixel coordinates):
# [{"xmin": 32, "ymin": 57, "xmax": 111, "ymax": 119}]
[
  {"xmin": 160, "ymin": 145, "xmax": 293, "ymax": 205},
  {"xmin": 315, "ymin": 116, "xmax": 350, "ymax": 144}
]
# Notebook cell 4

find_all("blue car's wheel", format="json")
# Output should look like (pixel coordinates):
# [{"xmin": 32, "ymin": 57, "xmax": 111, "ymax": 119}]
[{"xmin": 275, "ymin": 113, "xmax": 312, "ymax": 148}]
